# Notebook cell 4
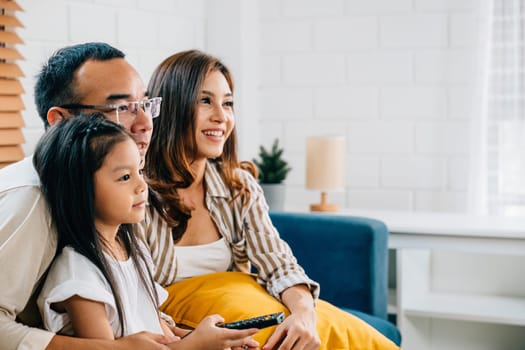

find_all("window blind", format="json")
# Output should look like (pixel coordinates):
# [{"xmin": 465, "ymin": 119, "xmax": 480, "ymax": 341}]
[{"xmin": 0, "ymin": 0, "xmax": 24, "ymax": 169}]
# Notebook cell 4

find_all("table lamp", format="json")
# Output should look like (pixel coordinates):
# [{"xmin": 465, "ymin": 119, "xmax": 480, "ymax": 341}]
[{"xmin": 305, "ymin": 136, "xmax": 345, "ymax": 212}]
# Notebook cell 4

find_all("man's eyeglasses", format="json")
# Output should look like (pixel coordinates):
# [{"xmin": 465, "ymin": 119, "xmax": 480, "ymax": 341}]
[{"xmin": 60, "ymin": 97, "xmax": 162, "ymax": 125}]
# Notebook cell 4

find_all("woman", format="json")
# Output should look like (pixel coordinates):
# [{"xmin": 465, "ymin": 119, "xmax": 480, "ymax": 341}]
[{"xmin": 143, "ymin": 50, "xmax": 399, "ymax": 350}]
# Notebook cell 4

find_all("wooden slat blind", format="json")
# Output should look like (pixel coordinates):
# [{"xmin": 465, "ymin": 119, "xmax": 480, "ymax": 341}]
[
  {"xmin": 0, "ymin": 0, "xmax": 24, "ymax": 169},
  {"xmin": 0, "ymin": 13, "xmax": 22, "ymax": 27},
  {"xmin": 0, "ymin": 0, "xmax": 22, "ymax": 11}
]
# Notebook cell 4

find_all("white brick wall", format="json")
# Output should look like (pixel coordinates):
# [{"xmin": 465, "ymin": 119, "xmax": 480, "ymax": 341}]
[
  {"xmin": 260, "ymin": 87, "xmax": 314, "ymax": 120},
  {"xmin": 414, "ymin": 50, "xmax": 478, "ymax": 84},
  {"xmin": 258, "ymin": 0, "xmax": 482, "ymax": 212},
  {"xmin": 17, "ymin": 0, "xmax": 207, "ymax": 155},
  {"xmin": 15, "ymin": 0, "xmax": 482, "ymax": 213},
  {"xmin": 282, "ymin": 0, "xmax": 344, "ymax": 17},
  {"xmin": 283, "ymin": 54, "xmax": 346, "ymax": 85},
  {"xmin": 380, "ymin": 14, "xmax": 448, "ymax": 47},
  {"xmin": 261, "ymin": 22, "xmax": 312, "ymax": 52},
  {"xmin": 346, "ymin": 0, "xmax": 412, "ymax": 14},
  {"xmin": 348, "ymin": 121, "xmax": 414, "ymax": 153},
  {"xmin": 381, "ymin": 156, "xmax": 447, "ymax": 189},
  {"xmin": 346, "ymin": 188, "xmax": 412, "ymax": 210},
  {"xmin": 380, "ymin": 86, "xmax": 446, "ymax": 119},
  {"xmin": 316, "ymin": 87, "xmax": 379, "ymax": 119},
  {"xmin": 315, "ymin": 18, "xmax": 378, "ymax": 50},
  {"xmin": 346, "ymin": 52, "xmax": 413, "ymax": 84}
]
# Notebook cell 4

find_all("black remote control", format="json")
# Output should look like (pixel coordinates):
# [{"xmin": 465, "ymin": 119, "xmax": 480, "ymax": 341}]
[{"xmin": 218, "ymin": 312, "xmax": 285, "ymax": 330}]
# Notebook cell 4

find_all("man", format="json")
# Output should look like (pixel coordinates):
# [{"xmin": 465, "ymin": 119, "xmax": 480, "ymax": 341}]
[{"xmin": 0, "ymin": 42, "xmax": 170, "ymax": 350}]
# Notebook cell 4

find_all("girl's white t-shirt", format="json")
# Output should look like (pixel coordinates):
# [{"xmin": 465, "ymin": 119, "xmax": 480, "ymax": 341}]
[{"xmin": 37, "ymin": 245, "xmax": 167, "ymax": 337}]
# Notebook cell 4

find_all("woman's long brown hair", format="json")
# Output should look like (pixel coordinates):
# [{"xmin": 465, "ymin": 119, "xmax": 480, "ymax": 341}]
[{"xmin": 146, "ymin": 50, "xmax": 248, "ymax": 242}]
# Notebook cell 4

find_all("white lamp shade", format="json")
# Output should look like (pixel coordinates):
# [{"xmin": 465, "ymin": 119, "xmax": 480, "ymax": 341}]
[{"xmin": 306, "ymin": 136, "xmax": 345, "ymax": 191}]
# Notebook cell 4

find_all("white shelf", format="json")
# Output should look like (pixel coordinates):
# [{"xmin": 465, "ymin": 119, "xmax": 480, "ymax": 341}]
[
  {"xmin": 404, "ymin": 293, "xmax": 525, "ymax": 326},
  {"xmin": 335, "ymin": 209, "xmax": 525, "ymax": 239},
  {"xmin": 366, "ymin": 210, "xmax": 525, "ymax": 350},
  {"xmin": 387, "ymin": 288, "xmax": 397, "ymax": 315},
  {"xmin": 291, "ymin": 208, "xmax": 525, "ymax": 349}
]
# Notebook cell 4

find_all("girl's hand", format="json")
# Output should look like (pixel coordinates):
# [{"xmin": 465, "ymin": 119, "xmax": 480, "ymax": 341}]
[
  {"xmin": 183, "ymin": 314, "xmax": 259, "ymax": 350},
  {"xmin": 114, "ymin": 331, "xmax": 173, "ymax": 350},
  {"xmin": 231, "ymin": 344, "xmax": 259, "ymax": 350},
  {"xmin": 170, "ymin": 326, "xmax": 193, "ymax": 339},
  {"xmin": 160, "ymin": 319, "xmax": 181, "ymax": 341}
]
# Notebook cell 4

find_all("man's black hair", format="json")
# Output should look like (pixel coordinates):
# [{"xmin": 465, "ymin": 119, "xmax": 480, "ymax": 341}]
[{"xmin": 34, "ymin": 42, "xmax": 125, "ymax": 129}]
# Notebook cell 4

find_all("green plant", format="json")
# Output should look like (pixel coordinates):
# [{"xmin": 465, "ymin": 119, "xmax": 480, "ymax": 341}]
[{"xmin": 253, "ymin": 139, "xmax": 291, "ymax": 184}]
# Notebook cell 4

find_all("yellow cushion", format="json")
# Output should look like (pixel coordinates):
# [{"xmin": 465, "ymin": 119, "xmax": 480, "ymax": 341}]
[{"xmin": 161, "ymin": 271, "xmax": 398, "ymax": 350}]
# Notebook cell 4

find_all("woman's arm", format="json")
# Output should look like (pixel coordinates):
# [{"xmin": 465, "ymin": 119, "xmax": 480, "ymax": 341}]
[
  {"xmin": 228, "ymin": 169, "xmax": 320, "ymax": 350},
  {"xmin": 263, "ymin": 285, "xmax": 320, "ymax": 350},
  {"xmin": 232, "ymin": 169, "xmax": 320, "ymax": 300}
]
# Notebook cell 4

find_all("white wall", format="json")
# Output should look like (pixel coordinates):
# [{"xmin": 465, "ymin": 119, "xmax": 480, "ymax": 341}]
[
  {"xmin": 17, "ymin": 0, "xmax": 207, "ymax": 154},
  {"xmin": 257, "ymin": 0, "xmax": 482, "ymax": 212},
  {"xmin": 16, "ymin": 0, "xmax": 482, "ymax": 213}
]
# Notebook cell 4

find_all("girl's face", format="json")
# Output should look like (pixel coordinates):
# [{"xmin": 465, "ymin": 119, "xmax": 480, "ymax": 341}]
[
  {"xmin": 94, "ymin": 138, "xmax": 147, "ymax": 233},
  {"xmin": 193, "ymin": 70, "xmax": 235, "ymax": 160}
]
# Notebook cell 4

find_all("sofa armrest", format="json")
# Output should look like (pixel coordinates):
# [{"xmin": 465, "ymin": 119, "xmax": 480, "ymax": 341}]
[{"xmin": 269, "ymin": 211, "xmax": 389, "ymax": 320}]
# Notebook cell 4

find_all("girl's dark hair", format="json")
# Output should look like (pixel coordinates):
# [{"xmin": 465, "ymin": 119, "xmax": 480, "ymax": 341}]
[
  {"xmin": 33, "ymin": 114, "xmax": 159, "ymax": 336},
  {"xmin": 146, "ymin": 49, "xmax": 249, "ymax": 242}
]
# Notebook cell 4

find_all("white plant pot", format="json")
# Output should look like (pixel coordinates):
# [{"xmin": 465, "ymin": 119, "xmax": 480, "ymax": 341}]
[{"xmin": 261, "ymin": 183, "xmax": 285, "ymax": 212}]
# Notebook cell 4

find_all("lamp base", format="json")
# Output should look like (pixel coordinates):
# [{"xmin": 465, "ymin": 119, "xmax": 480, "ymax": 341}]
[
  {"xmin": 310, "ymin": 203, "xmax": 339, "ymax": 212},
  {"xmin": 309, "ymin": 191, "xmax": 339, "ymax": 212}
]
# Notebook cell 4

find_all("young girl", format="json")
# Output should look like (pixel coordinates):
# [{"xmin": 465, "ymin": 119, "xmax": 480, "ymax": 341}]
[{"xmin": 34, "ymin": 114, "xmax": 258, "ymax": 350}]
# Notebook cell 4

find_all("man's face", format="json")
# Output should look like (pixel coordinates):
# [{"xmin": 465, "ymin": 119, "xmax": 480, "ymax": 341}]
[{"xmin": 73, "ymin": 58, "xmax": 153, "ymax": 156}]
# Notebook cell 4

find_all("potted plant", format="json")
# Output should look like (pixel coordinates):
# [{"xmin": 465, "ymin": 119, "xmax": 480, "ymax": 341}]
[{"xmin": 253, "ymin": 138, "xmax": 291, "ymax": 211}]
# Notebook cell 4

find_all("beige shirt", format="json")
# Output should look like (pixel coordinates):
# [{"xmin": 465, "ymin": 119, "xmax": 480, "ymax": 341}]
[
  {"xmin": 140, "ymin": 160, "xmax": 320, "ymax": 300},
  {"xmin": 0, "ymin": 157, "xmax": 56, "ymax": 350}
]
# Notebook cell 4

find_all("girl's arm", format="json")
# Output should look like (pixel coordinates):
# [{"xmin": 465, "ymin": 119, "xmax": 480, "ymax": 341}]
[
  {"xmin": 46, "ymin": 332, "xmax": 171, "ymax": 350},
  {"xmin": 166, "ymin": 315, "xmax": 259, "ymax": 350},
  {"xmin": 54, "ymin": 295, "xmax": 114, "ymax": 339},
  {"xmin": 47, "ymin": 299, "xmax": 174, "ymax": 349}
]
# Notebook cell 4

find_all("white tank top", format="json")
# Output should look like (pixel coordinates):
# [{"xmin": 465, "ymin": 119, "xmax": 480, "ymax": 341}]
[{"xmin": 175, "ymin": 238, "xmax": 232, "ymax": 282}]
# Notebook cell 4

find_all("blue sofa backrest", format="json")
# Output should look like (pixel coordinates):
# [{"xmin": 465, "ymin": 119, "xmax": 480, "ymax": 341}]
[{"xmin": 269, "ymin": 212, "xmax": 389, "ymax": 319}]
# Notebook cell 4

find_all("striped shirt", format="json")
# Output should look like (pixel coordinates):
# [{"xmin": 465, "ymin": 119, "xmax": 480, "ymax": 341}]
[{"xmin": 139, "ymin": 160, "xmax": 320, "ymax": 301}]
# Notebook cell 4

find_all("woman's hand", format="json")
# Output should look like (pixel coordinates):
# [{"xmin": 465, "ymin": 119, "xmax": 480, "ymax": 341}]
[
  {"xmin": 263, "ymin": 310, "xmax": 319, "ymax": 350},
  {"xmin": 263, "ymin": 286, "xmax": 320, "ymax": 350},
  {"xmin": 180, "ymin": 314, "xmax": 259, "ymax": 350}
]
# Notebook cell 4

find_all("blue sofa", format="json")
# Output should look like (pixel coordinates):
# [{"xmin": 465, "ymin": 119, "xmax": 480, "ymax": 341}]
[{"xmin": 269, "ymin": 211, "xmax": 401, "ymax": 346}]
